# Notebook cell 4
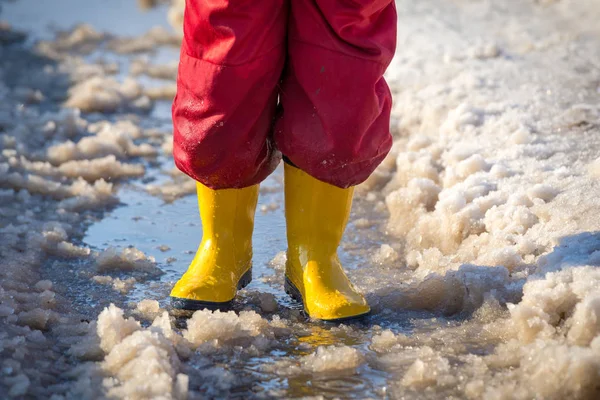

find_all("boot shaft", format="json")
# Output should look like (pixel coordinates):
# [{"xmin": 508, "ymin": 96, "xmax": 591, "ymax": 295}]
[
  {"xmin": 284, "ymin": 163, "xmax": 354, "ymax": 260},
  {"xmin": 169, "ymin": 183, "xmax": 259, "ymax": 306},
  {"xmin": 196, "ymin": 182, "xmax": 259, "ymax": 258}
]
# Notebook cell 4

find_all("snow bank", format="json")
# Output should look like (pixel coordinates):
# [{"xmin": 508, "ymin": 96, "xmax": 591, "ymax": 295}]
[
  {"xmin": 359, "ymin": 0, "xmax": 600, "ymax": 397},
  {"xmin": 370, "ymin": 303, "xmax": 600, "ymax": 399},
  {"xmin": 370, "ymin": 0, "xmax": 600, "ymax": 319}
]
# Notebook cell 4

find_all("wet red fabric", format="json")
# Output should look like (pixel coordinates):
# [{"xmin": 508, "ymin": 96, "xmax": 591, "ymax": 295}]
[{"xmin": 172, "ymin": 0, "xmax": 397, "ymax": 189}]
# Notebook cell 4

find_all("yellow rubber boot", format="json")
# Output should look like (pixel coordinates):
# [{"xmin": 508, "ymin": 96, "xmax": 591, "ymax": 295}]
[
  {"xmin": 170, "ymin": 182, "xmax": 259, "ymax": 309},
  {"xmin": 283, "ymin": 163, "xmax": 370, "ymax": 321}
]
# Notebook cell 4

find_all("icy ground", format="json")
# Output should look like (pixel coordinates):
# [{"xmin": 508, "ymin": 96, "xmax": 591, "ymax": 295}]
[{"xmin": 1, "ymin": 0, "xmax": 600, "ymax": 398}]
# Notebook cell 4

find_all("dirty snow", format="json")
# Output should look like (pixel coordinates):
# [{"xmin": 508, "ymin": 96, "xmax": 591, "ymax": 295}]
[{"xmin": 1, "ymin": 0, "xmax": 600, "ymax": 399}]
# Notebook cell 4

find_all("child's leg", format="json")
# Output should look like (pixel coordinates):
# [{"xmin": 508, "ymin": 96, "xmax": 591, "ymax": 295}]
[
  {"xmin": 279, "ymin": 0, "xmax": 397, "ymax": 320},
  {"xmin": 173, "ymin": 0, "xmax": 287, "ymax": 189},
  {"xmin": 170, "ymin": 1, "xmax": 286, "ymax": 309},
  {"xmin": 275, "ymin": 0, "xmax": 397, "ymax": 189}
]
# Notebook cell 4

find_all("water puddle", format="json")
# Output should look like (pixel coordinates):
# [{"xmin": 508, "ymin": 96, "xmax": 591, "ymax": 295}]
[
  {"xmin": 84, "ymin": 169, "xmax": 288, "ymax": 303},
  {"xmin": 83, "ymin": 167, "xmax": 403, "ymax": 397}
]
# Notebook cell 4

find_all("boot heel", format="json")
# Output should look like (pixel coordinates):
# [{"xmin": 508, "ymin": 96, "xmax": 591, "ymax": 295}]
[
  {"xmin": 284, "ymin": 276, "xmax": 303, "ymax": 303},
  {"xmin": 237, "ymin": 267, "xmax": 252, "ymax": 290}
]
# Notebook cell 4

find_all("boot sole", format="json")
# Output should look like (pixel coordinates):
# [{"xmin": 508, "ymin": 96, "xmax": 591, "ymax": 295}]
[
  {"xmin": 170, "ymin": 267, "xmax": 252, "ymax": 311},
  {"xmin": 284, "ymin": 276, "xmax": 371, "ymax": 322}
]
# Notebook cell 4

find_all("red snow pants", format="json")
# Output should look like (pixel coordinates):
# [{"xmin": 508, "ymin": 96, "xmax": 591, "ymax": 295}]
[{"xmin": 172, "ymin": 0, "xmax": 397, "ymax": 189}]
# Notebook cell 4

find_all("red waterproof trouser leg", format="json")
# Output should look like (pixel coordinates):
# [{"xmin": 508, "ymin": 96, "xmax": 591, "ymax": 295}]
[
  {"xmin": 172, "ymin": 0, "xmax": 286, "ymax": 189},
  {"xmin": 173, "ymin": 0, "xmax": 396, "ymax": 189},
  {"xmin": 275, "ymin": 0, "xmax": 397, "ymax": 188}
]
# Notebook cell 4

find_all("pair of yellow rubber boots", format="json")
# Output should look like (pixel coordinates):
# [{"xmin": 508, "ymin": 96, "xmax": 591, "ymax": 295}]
[{"xmin": 170, "ymin": 163, "xmax": 370, "ymax": 321}]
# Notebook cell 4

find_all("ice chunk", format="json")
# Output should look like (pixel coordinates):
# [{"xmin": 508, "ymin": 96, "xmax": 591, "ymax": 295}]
[
  {"xmin": 47, "ymin": 121, "xmax": 156, "ymax": 164},
  {"xmin": 527, "ymin": 184, "xmax": 558, "ymax": 203},
  {"xmin": 401, "ymin": 356, "xmax": 454, "ymax": 389},
  {"xmin": 95, "ymin": 247, "xmax": 160, "ymax": 275},
  {"xmin": 135, "ymin": 299, "xmax": 163, "ymax": 320},
  {"xmin": 183, "ymin": 310, "xmax": 275, "ymax": 351},
  {"xmin": 96, "ymin": 307, "xmax": 188, "ymax": 400},
  {"xmin": 17, "ymin": 308, "xmax": 53, "ymax": 330},
  {"xmin": 97, "ymin": 304, "xmax": 140, "ymax": 353},
  {"xmin": 93, "ymin": 276, "xmax": 137, "ymax": 294},
  {"xmin": 372, "ymin": 244, "xmax": 400, "ymax": 266},
  {"xmin": 301, "ymin": 346, "xmax": 364, "ymax": 374},
  {"xmin": 64, "ymin": 76, "xmax": 152, "ymax": 113},
  {"xmin": 589, "ymin": 157, "xmax": 600, "ymax": 178},
  {"xmin": 508, "ymin": 266, "xmax": 600, "ymax": 345}
]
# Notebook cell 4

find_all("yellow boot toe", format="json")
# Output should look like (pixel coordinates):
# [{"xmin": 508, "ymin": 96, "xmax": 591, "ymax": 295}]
[
  {"xmin": 285, "ymin": 260, "xmax": 370, "ymax": 321},
  {"xmin": 170, "ymin": 268, "xmax": 252, "ymax": 308},
  {"xmin": 305, "ymin": 284, "xmax": 370, "ymax": 321}
]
